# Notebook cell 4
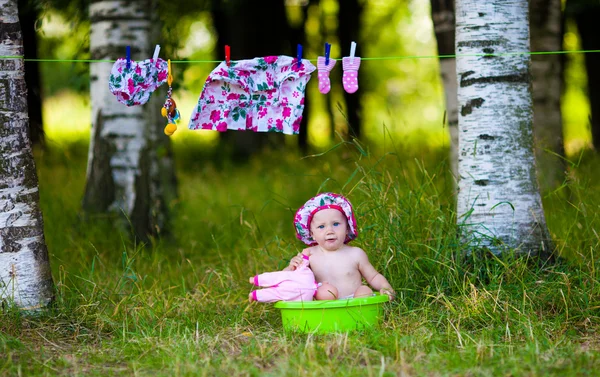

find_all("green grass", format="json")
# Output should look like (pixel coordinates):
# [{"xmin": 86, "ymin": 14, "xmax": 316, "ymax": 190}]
[{"xmin": 1, "ymin": 137, "xmax": 599, "ymax": 376}]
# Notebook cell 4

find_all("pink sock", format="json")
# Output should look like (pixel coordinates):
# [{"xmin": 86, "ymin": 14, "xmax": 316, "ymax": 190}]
[
  {"xmin": 342, "ymin": 56, "xmax": 361, "ymax": 94},
  {"xmin": 317, "ymin": 56, "xmax": 336, "ymax": 94}
]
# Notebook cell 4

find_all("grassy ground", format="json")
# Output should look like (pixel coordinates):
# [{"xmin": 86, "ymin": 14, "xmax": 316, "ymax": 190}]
[{"xmin": 1, "ymin": 136, "xmax": 599, "ymax": 376}]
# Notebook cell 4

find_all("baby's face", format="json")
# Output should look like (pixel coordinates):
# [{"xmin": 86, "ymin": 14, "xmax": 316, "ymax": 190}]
[{"xmin": 309, "ymin": 209, "xmax": 348, "ymax": 251}]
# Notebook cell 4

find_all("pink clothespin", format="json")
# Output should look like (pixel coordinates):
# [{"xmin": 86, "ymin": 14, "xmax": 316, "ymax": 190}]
[{"xmin": 225, "ymin": 45, "xmax": 231, "ymax": 67}]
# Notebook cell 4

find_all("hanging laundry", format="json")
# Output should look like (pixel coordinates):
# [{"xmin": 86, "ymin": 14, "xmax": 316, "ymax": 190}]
[
  {"xmin": 109, "ymin": 57, "xmax": 168, "ymax": 106},
  {"xmin": 317, "ymin": 56, "xmax": 336, "ymax": 94},
  {"xmin": 188, "ymin": 55, "xmax": 316, "ymax": 135},
  {"xmin": 317, "ymin": 42, "xmax": 335, "ymax": 94},
  {"xmin": 342, "ymin": 42, "xmax": 361, "ymax": 94}
]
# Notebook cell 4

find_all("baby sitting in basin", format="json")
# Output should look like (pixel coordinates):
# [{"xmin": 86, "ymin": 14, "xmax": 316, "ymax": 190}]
[{"xmin": 249, "ymin": 193, "xmax": 394, "ymax": 302}]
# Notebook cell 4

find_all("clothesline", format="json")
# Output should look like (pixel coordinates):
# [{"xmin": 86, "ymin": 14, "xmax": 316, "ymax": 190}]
[
  {"xmin": 103, "ymin": 48, "xmax": 585, "ymax": 136},
  {"xmin": 2, "ymin": 49, "xmax": 600, "ymax": 63}
]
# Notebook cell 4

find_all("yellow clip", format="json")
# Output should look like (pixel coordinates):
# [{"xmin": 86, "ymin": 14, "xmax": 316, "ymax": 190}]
[{"xmin": 167, "ymin": 59, "xmax": 173, "ymax": 86}]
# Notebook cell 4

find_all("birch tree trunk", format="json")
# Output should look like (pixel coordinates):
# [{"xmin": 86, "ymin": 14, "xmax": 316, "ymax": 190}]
[
  {"xmin": 84, "ymin": 0, "xmax": 176, "ymax": 241},
  {"xmin": 431, "ymin": 0, "xmax": 458, "ymax": 180},
  {"xmin": 455, "ymin": 0, "xmax": 552, "ymax": 256},
  {"xmin": 530, "ymin": 0, "xmax": 565, "ymax": 192},
  {"xmin": 0, "ymin": 0, "xmax": 54, "ymax": 309}
]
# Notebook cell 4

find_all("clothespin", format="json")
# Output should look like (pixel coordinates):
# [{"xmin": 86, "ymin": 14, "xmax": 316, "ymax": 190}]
[
  {"xmin": 324, "ymin": 42, "xmax": 331, "ymax": 66},
  {"xmin": 297, "ymin": 44, "xmax": 303, "ymax": 68},
  {"xmin": 153, "ymin": 45, "xmax": 161, "ymax": 60},
  {"xmin": 225, "ymin": 45, "xmax": 231, "ymax": 67},
  {"xmin": 350, "ymin": 41, "xmax": 357, "ymax": 63},
  {"xmin": 126, "ymin": 45, "xmax": 131, "ymax": 69}
]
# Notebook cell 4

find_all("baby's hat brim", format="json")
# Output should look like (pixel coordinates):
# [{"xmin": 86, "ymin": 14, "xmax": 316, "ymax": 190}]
[{"xmin": 294, "ymin": 192, "xmax": 358, "ymax": 246}]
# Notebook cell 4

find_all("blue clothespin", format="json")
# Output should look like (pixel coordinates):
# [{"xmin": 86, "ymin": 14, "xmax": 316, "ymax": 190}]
[
  {"xmin": 324, "ymin": 42, "xmax": 331, "ymax": 66},
  {"xmin": 297, "ymin": 44, "xmax": 302, "ymax": 68},
  {"xmin": 126, "ymin": 46, "xmax": 131, "ymax": 69}
]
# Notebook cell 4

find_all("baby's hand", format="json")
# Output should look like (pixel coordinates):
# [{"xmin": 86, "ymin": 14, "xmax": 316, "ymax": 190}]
[
  {"xmin": 380, "ymin": 288, "xmax": 396, "ymax": 301},
  {"xmin": 287, "ymin": 253, "xmax": 304, "ymax": 271}
]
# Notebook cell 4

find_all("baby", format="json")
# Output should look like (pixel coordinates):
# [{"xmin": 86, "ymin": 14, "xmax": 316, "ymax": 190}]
[
  {"xmin": 286, "ymin": 192, "xmax": 395, "ymax": 300},
  {"xmin": 248, "ymin": 254, "xmax": 339, "ymax": 302}
]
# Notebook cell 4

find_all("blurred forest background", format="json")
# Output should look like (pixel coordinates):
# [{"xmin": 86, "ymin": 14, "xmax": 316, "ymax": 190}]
[
  {"xmin": 22, "ymin": 0, "xmax": 594, "ymax": 156},
  {"xmin": 14, "ymin": 0, "xmax": 600, "ymax": 257}
]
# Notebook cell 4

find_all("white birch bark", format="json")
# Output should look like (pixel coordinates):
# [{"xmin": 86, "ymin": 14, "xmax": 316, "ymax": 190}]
[
  {"xmin": 455, "ymin": 0, "xmax": 552, "ymax": 255},
  {"xmin": 0, "ymin": 0, "xmax": 54, "ymax": 309},
  {"xmin": 85, "ymin": 0, "xmax": 175, "ymax": 239}
]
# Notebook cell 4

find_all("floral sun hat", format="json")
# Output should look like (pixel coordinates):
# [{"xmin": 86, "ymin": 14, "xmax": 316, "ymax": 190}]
[
  {"xmin": 109, "ymin": 57, "xmax": 168, "ymax": 107},
  {"xmin": 294, "ymin": 192, "xmax": 358, "ymax": 246}
]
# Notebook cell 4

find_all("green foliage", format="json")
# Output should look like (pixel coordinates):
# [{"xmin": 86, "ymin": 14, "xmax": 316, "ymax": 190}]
[
  {"xmin": 1, "ymin": 138, "xmax": 599, "ymax": 376},
  {"xmin": 36, "ymin": 9, "xmax": 90, "ymax": 96}
]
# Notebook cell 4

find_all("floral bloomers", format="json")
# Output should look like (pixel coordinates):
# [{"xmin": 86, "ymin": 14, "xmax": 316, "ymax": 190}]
[
  {"xmin": 109, "ymin": 58, "xmax": 168, "ymax": 107},
  {"xmin": 188, "ymin": 56, "xmax": 316, "ymax": 135}
]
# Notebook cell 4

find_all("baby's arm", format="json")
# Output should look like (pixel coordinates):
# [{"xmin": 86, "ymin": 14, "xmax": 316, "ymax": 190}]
[{"xmin": 356, "ymin": 248, "xmax": 395, "ymax": 299}]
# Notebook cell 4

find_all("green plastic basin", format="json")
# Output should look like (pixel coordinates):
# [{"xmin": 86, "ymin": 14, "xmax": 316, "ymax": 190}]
[{"xmin": 274, "ymin": 293, "xmax": 389, "ymax": 333}]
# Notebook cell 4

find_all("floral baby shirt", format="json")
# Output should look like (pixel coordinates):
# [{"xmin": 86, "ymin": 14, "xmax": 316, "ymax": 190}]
[{"xmin": 188, "ymin": 56, "xmax": 316, "ymax": 135}]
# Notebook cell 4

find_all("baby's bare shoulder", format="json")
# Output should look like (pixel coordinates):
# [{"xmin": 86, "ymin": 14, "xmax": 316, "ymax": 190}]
[
  {"xmin": 345, "ymin": 245, "xmax": 367, "ymax": 253},
  {"xmin": 343, "ymin": 246, "xmax": 369, "ymax": 259}
]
